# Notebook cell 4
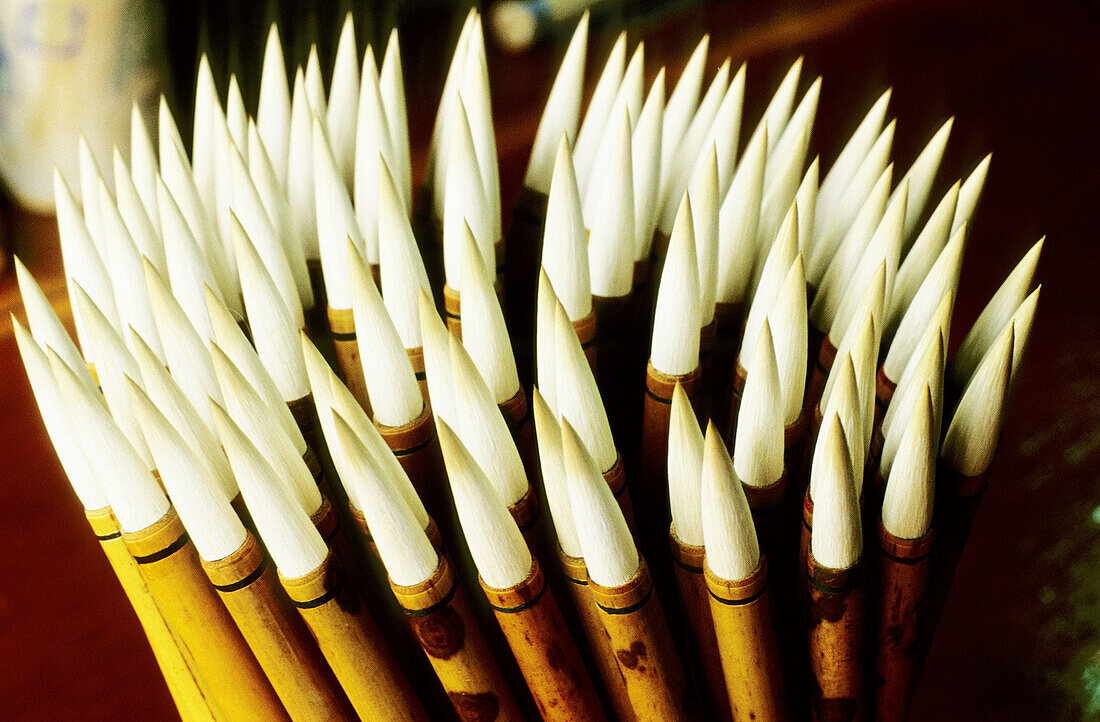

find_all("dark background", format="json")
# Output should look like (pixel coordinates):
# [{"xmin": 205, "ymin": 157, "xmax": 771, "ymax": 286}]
[{"xmin": 1, "ymin": 0, "xmax": 1097, "ymax": 719}]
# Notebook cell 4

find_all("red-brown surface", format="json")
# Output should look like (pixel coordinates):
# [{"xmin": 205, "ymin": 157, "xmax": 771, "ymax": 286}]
[{"xmin": 1, "ymin": 0, "xmax": 1097, "ymax": 719}]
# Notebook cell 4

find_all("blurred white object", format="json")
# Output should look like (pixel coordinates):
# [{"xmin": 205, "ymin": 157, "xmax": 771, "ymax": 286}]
[
  {"xmin": 490, "ymin": 0, "xmax": 598, "ymax": 52},
  {"xmin": 0, "ymin": 0, "xmax": 161, "ymax": 212}
]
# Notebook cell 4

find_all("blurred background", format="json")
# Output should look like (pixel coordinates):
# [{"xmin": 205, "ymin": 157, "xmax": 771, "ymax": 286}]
[{"xmin": 0, "ymin": 0, "xmax": 1097, "ymax": 719}]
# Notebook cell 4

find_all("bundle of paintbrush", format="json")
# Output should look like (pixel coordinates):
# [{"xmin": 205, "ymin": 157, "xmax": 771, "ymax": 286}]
[{"xmin": 15, "ymin": 8, "xmax": 1042, "ymax": 721}]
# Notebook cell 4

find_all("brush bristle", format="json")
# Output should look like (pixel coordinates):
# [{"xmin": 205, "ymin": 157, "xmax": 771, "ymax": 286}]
[
  {"xmin": 128, "ymin": 379, "xmax": 247, "ymax": 562},
  {"xmin": 348, "ymin": 242, "xmax": 423, "ymax": 426},
  {"xmin": 448, "ymin": 335, "xmax": 528, "ymax": 505},
  {"xmin": 531, "ymin": 388, "xmax": 582, "ymax": 557},
  {"xmin": 734, "ymin": 321, "xmax": 784, "ymax": 488},
  {"xmin": 330, "ymin": 411, "xmax": 438, "ymax": 586},
  {"xmin": 211, "ymin": 401, "xmax": 329, "ymax": 579},
  {"xmin": 668, "ymin": 383, "xmax": 704, "ymax": 546},
  {"xmin": 437, "ymin": 420, "xmax": 532, "ymax": 589},
  {"xmin": 701, "ymin": 422, "xmax": 760, "ymax": 581},
  {"xmin": 651, "ymin": 194, "xmax": 701, "ymax": 375},
  {"xmin": 810, "ymin": 414, "xmax": 862, "ymax": 570},
  {"xmin": 561, "ymin": 419, "xmax": 638, "ymax": 587}
]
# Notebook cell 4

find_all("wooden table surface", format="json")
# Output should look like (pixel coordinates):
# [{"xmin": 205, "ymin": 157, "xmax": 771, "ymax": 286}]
[{"xmin": 1, "ymin": 0, "xmax": 1097, "ymax": 719}]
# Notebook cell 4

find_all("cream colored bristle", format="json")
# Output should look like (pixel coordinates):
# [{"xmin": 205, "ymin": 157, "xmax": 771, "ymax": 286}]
[
  {"xmin": 881, "ymin": 390, "xmax": 936, "ymax": 540},
  {"xmin": 247, "ymin": 122, "xmax": 312, "ymax": 309},
  {"xmin": 206, "ymin": 287, "xmax": 305, "ymax": 451},
  {"xmin": 770, "ymin": 255, "xmax": 808, "ymax": 425},
  {"xmin": 458, "ymin": 16, "xmax": 502, "ymax": 229},
  {"xmin": 883, "ymin": 227, "xmax": 965, "ymax": 380},
  {"xmin": 658, "ymin": 59, "xmax": 731, "ymax": 235},
  {"xmin": 99, "ymin": 179, "xmax": 164, "ymax": 363},
  {"xmin": 13, "ymin": 318, "xmax": 107, "ymax": 511},
  {"xmin": 815, "ymin": 355, "xmax": 863, "ymax": 500},
  {"xmin": 288, "ymin": 68, "xmax": 320, "ymax": 261},
  {"xmin": 888, "ymin": 181, "xmax": 960, "ymax": 331},
  {"xmin": 460, "ymin": 224, "xmax": 519, "ymax": 404},
  {"xmin": 129, "ymin": 328, "xmax": 237, "ymax": 499},
  {"xmin": 327, "ymin": 13, "xmax": 360, "ymax": 187},
  {"xmin": 71, "ymin": 285, "xmax": 154, "ymax": 468},
  {"xmin": 156, "ymin": 178, "xmax": 219, "ymax": 340},
  {"xmin": 145, "ymin": 260, "xmax": 224, "ymax": 430},
  {"xmin": 668, "ymin": 383, "xmax": 704, "ymax": 547},
  {"xmin": 228, "ymin": 146, "xmax": 307, "ymax": 325},
  {"xmin": 209, "ymin": 343, "xmax": 322, "ymax": 517},
  {"xmin": 554, "ymin": 301, "xmax": 616, "ymax": 472},
  {"xmin": 157, "ymin": 111, "xmax": 240, "ymax": 313},
  {"xmin": 795, "ymin": 158, "xmax": 820, "ymax": 261},
  {"xmin": 742, "ymin": 204, "xmax": 798, "ymax": 374},
  {"xmin": 951, "ymin": 154, "xmax": 992, "ymax": 239},
  {"xmin": 380, "ymin": 30, "xmax": 412, "ymax": 205},
  {"xmin": 128, "ymin": 379, "xmax": 247, "ymax": 562},
  {"xmin": 573, "ymin": 31, "xmax": 626, "ymax": 191},
  {"xmin": 660, "ymin": 36, "xmax": 709, "ymax": 196},
  {"xmin": 353, "ymin": 45, "xmax": 396, "ymax": 266},
  {"xmin": 586, "ymin": 107, "xmax": 635, "ymax": 299},
  {"xmin": 443, "ymin": 98, "xmax": 494, "ymax": 290},
  {"xmin": 694, "ymin": 64, "xmax": 745, "ymax": 197},
  {"xmin": 313, "ymin": 116, "xmax": 365, "ymax": 310},
  {"xmin": 542, "ymin": 135, "xmax": 592, "ymax": 321},
  {"xmin": 230, "ymin": 216, "xmax": 309, "ymax": 402},
  {"xmin": 523, "ymin": 12, "xmax": 588, "ymax": 193},
  {"xmin": 810, "ymin": 414, "xmax": 862, "ymax": 570},
  {"xmin": 15, "ymin": 258, "xmax": 97, "ymax": 391},
  {"xmin": 306, "ymin": 336, "xmax": 429, "ymax": 531},
  {"xmin": 632, "ymin": 69, "xmax": 666, "ymax": 259},
  {"xmin": 952, "ymin": 237, "xmax": 1043, "ymax": 389},
  {"xmin": 378, "ymin": 159, "xmax": 432, "ymax": 350},
  {"xmin": 651, "ymin": 194, "xmax": 701, "ymax": 375},
  {"xmin": 561, "ymin": 420, "xmax": 638, "ymax": 587},
  {"xmin": 821, "ymin": 263, "xmax": 886, "ymax": 408},
  {"xmin": 532, "ymin": 388, "xmax": 582, "ymax": 557},
  {"xmin": 437, "ymin": 420, "xmax": 533, "ymax": 589},
  {"xmin": 305, "ymin": 45, "xmax": 327, "ymax": 116},
  {"xmin": 258, "ymin": 25, "xmax": 292, "ymax": 183},
  {"xmin": 112, "ymin": 148, "xmax": 166, "ymax": 276},
  {"xmin": 880, "ymin": 327, "xmax": 945, "ymax": 480},
  {"xmin": 226, "ymin": 75, "xmax": 248, "ymax": 152},
  {"xmin": 536, "ymin": 270, "xmax": 561, "ymax": 413},
  {"xmin": 418, "ymin": 290, "xmax": 456, "ymax": 426},
  {"xmin": 49, "ymin": 349, "xmax": 169, "ymax": 533},
  {"xmin": 827, "ymin": 179, "xmax": 907, "ymax": 342},
  {"xmin": 943, "ymin": 322, "xmax": 1014, "ymax": 477},
  {"xmin": 130, "ymin": 103, "xmax": 161, "ymax": 222},
  {"xmin": 191, "ymin": 54, "xmax": 220, "ymax": 234},
  {"xmin": 809, "ymin": 122, "xmax": 895, "ymax": 288},
  {"xmin": 348, "ymin": 241, "xmax": 423, "ymax": 427},
  {"xmin": 716, "ymin": 124, "xmax": 767, "ymax": 306},
  {"xmin": 211, "ymin": 401, "xmax": 329, "ymax": 579},
  {"xmin": 77, "ymin": 138, "xmax": 106, "ymax": 257},
  {"xmin": 581, "ymin": 41, "xmax": 644, "ymax": 218},
  {"xmin": 448, "ymin": 336, "xmax": 528, "ymax": 506},
  {"xmin": 765, "ymin": 76, "xmax": 820, "ymax": 191},
  {"xmin": 755, "ymin": 128, "xmax": 808, "ymax": 267},
  {"xmin": 1008, "ymin": 286, "xmax": 1040, "ymax": 390},
  {"xmin": 427, "ymin": 10, "xmax": 476, "ymax": 218},
  {"xmin": 734, "ymin": 320, "xmax": 784, "ymax": 488},
  {"xmin": 330, "ymin": 412, "xmax": 438, "ymax": 586},
  {"xmin": 815, "ymin": 89, "xmax": 891, "ymax": 237},
  {"xmin": 893, "ymin": 118, "xmax": 953, "ymax": 240},
  {"xmin": 751, "ymin": 56, "xmax": 804, "ymax": 157},
  {"xmin": 54, "ymin": 169, "xmax": 119, "ymax": 352},
  {"xmin": 692, "ymin": 146, "xmax": 720, "ymax": 325},
  {"xmin": 701, "ymin": 422, "xmax": 760, "ymax": 582}
]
